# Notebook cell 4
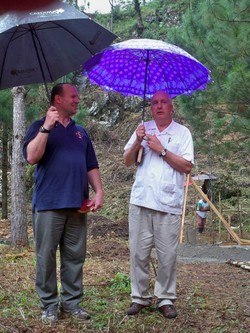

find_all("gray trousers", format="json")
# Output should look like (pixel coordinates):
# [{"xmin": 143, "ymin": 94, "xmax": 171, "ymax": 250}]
[
  {"xmin": 33, "ymin": 209, "xmax": 87, "ymax": 310},
  {"xmin": 129, "ymin": 204, "xmax": 181, "ymax": 307}
]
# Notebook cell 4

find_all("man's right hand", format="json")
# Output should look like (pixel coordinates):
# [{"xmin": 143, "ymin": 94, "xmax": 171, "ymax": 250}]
[
  {"xmin": 136, "ymin": 124, "xmax": 146, "ymax": 143},
  {"xmin": 44, "ymin": 106, "xmax": 59, "ymax": 130}
]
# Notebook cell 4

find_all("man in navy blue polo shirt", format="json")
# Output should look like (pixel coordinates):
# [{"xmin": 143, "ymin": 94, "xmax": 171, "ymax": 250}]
[{"xmin": 23, "ymin": 83, "xmax": 104, "ymax": 322}]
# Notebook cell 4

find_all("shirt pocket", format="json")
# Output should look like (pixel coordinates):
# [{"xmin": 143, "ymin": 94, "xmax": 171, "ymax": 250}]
[
  {"xmin": 160, "ymin": 181, "xmax": 184, "ymax": 209},
  {"xmin": 167, "ymin": 141, "xmax": 180, "ymax": 155}
]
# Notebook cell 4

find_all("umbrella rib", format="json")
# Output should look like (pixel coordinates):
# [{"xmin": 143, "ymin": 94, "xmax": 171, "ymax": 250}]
[
  {"xmin": 171, "ymin": 55, "xmax": 207, "ymax": 92},
  {"xmin": 104, "ymin": 51, "xmax": 142, "ymax": 95},
  {"xmin": 31, "ymin": 26, "xmax": 52, "ymax": 96},
  {"xmin": 126, "ymin": 52, "xmax": 142, "ymax": 93},
  {"xmin": 27, "ymin": 21, "xmax": 94, "ymax": 60},
  {"xmin": 158, "ymin": 53, "xmax": 208, "ymax": 95},
  {"xmin": 50, "ymin": 21, "xmax": 94, "ymax": 56},
  {"xmin": 0, "ymin": 27, "xmax": 19, "ymax": 86},
  {"xmin": 153, "ymin": 53, "xmax": 188, "ymax": 96}
]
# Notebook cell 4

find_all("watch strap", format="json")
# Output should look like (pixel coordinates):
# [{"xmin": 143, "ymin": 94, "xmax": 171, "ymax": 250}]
[
  {"xmin": 40, "ymin": 126, "xmax": 50, "ymax": 133},
  {"xmin": 159, "ymin": 148, "xmax": 167, "ymax": 157}
]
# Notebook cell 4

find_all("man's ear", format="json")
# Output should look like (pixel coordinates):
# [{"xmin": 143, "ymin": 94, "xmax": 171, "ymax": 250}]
[{"xmin": 54, "ymin": 94, "xmax": 62, "ymax": 104}]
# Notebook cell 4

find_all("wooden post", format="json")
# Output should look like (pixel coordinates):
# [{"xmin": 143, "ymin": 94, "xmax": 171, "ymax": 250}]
[
  {"xmin": 180, "ymin": 174, "xmax": 190, "ymax": 243},
  {"xmin": 239, "ymin": 204, "xmax": 243, "ymax": 239},
  {"xmin": 218, "ymin": 192, "xmax": 221, "ymax": 241},
  {"xmin": 228, "ymin": 216, "xmax": 232, "ymax": 242}
]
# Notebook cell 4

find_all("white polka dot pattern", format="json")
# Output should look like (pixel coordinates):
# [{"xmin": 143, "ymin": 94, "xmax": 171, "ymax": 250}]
[{"xmin": 83, "ymin": 39, "xmax": 212, "ymax": 99}]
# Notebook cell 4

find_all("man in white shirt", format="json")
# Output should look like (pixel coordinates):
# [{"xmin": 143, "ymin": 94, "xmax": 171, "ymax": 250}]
[{"xmin": 123, "ymin": 91, "xmax": 194, "ymax": 319}]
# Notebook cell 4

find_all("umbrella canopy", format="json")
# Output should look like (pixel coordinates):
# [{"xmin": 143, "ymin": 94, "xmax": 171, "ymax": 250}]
[
  {"xmin": 0, "ymin": 0, "xmax": 55, "ymax": 14},
  {"xmin": 0, "ymin": 1, "xmax": 117, "ymax": 93},
  {"xmin": 83, "ymin": 38, "xmax": 212, "ymax": 117}
]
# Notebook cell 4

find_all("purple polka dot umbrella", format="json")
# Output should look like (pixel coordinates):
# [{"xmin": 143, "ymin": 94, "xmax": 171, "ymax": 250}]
[{"xmin": 83, "ymin": 38, "xmax": 212, "ymax": 120}]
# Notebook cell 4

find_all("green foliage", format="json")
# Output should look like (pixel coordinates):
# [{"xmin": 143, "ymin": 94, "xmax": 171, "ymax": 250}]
[
  {"xmin": 24, "ymin": 86, "xmax": 49, "ymax": 124},
  {"xmin": 166, "ymin": 0, "xmax": 250, "ymax": 160},
  {"xmin": 24, "ymin": 164, "xmax": 36, "ymax": 200},
  {"xmin": 212, "ymin": 173, "xmax": 241, "ymax": 202},
  {"xmin": 0, "ymin": 90, "xmax": 13, "ymax": 125},
  {"xmin": 72, "ymin": 106, "xmax": 90, "ymax": 126},
  {"xmin": 109, "ymin": 272, "xmax": 131, "ymax": 294}
]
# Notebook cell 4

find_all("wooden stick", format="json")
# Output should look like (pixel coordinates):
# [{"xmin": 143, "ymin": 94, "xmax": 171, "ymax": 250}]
[
  {"xmin": 218, "ymin": 192, "xmax": 221, "ymax": 241},
  {"xmin": 190, "ymin": 177, "xmax": 242, "ymax": 245},
  {"xmin": 180, "ymin": 174, "xmax": 190, "ymax": 243}
]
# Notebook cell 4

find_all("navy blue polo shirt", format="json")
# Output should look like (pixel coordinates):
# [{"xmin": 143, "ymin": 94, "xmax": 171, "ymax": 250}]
[{"xmin": 23, "ymin": 118, "xmax": 99, "ymax": 211}]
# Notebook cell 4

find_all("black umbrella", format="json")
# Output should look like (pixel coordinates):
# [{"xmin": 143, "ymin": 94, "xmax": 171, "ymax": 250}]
[{"xmin": 0, "ymin": 1, "xmax": 117, "ymax": 96}]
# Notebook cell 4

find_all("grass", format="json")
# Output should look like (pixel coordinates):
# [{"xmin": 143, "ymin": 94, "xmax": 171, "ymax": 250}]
[{"xmin": 0, "ymin": 234, "xmax": 249, "ymax": 333}]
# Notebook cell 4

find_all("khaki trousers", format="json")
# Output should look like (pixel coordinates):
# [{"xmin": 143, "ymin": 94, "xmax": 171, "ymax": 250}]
[{"xmin": 128, "ymin": 204, "xmax": 181, "ymax": 307}]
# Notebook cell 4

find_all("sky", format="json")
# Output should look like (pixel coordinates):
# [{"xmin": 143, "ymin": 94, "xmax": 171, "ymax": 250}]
[{"xmin": 78, "ymin": 0, "xmax": 111, "ymax": 14}]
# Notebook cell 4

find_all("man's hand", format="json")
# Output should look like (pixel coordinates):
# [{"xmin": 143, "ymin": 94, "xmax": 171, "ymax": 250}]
[
  {"xmin": 146, "ymin": 134, "xmax": 164, "ymax": 154},
  {"xmin": 136, "ymin": 124, "xmax": 146, "ymax": 143},
  {"xmin": 43, "ymin": 106, "xmax": 59, "ymax": 130}
]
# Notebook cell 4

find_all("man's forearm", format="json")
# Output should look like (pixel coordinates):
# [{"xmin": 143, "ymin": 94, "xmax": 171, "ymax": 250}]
[
  {"xmin": 123, "ymin": 141, "xmax": 142, "ymax": 167},
  {"xmin": 26, "ymin": 132, "xmax": 49, "ymax": 165}
]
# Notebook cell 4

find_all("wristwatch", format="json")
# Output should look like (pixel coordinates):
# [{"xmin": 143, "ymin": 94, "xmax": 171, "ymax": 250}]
[
  {"xmin": 159, "ymin": 148, "xmax": 167, "ymax": 158},
  {"xmin": 39, "ymin": 126, "xmax": 50, "ymax": 133}
]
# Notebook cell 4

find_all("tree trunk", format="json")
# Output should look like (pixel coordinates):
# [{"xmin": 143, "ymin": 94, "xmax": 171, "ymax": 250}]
[
  {"xmin": 134, "ymin": 0, "xmax": 144, "ymax": 36},
  {"xmin": 11, "ymin": 86, "xmax": 28, "ymax": 247},
  {"xmin": 1, "ymin": 123, "xmax": 9, "ymax": 219},
  {"xmin": 109, "ymin": 0, "xmax": 114, "ymax": 30}
]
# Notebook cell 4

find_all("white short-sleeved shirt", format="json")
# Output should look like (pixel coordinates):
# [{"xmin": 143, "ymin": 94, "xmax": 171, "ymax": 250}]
[{"xmin": 124, "ymin": 120, "xmax": 194, "ymax": 215}]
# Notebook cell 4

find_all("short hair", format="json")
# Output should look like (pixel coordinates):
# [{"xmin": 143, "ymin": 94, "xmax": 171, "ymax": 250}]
[{"xmin": 50, "ymin": 83, "xmax": 74, "ymax": 104}]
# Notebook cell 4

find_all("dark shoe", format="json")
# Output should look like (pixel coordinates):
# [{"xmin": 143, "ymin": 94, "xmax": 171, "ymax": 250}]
[
  {"xmin": 159, "ymin": 304, "xmax": 177, "ymax": 319},
  {"xmin": 41, "ymin": 307, "xmax": 58, "ymax": 322},
  {"xmin": 127, "ymin": 302, "xmax": 147, "ymax": 315},
  {"xmin": 198, "ymin": 227, "xmax": 204, "ymax": 233},
  {"xmin": 60, "ymin": 306, "xmax": 91, "ymax": 320}
]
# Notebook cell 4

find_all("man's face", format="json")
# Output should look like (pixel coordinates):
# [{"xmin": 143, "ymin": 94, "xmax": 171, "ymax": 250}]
[
  {"xmin": 60, "ymin": 84, "xmax": 79, "ymax": 116},
  {"xmin": 151, "ymin": 91, "xmax": 173, "ymax": 123}
]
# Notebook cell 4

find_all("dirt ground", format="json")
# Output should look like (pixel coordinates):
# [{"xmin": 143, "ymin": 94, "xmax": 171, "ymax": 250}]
[
  {"xmin": 88, "ymin": 215, "xmax": 250, "ymax": 332},
  {"xmin": 0, "ymin": 216, "xmax": 250, "ymax": 332}
]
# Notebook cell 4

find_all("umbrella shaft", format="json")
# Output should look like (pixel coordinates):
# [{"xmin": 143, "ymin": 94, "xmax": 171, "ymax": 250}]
[{"xmin": 142, "ymin": 50, "xmax": 150, "ymax": 122}]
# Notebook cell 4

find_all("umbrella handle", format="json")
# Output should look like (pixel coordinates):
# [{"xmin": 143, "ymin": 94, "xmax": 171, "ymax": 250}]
[
  {"xmin": 135, "ymin": 119, "xmax": 145, "ymax": 165},
  {"xmin": 135, "ymin": 146, "xmax": 144, "ymax": 166}
]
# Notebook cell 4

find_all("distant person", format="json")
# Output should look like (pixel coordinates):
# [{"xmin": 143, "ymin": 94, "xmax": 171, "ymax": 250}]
[
  {"xmin": 23, "ymin": 83, "xmax": 104, "ymax": 322},
  {"xmin": 196, "ymin": 198, "xmax": 210, "ymax": 233},
  {"xmin": 123, "ymin": 90, "xmax": 194, "ymax": 319}
]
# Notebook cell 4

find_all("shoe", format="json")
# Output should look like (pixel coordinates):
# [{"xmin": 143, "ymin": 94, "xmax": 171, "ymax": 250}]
[
  {"xmin": 60, "ymin": 306, "xmax": 91, "ymax": 320},
  {"xmin": 127, "ymin": 302, "xmax": 147, "ymax": 315},
  {"xmin": 159, "ymin": 304, "xmax": 177, "ymax": 319},
  {"xmin": 41, "ymin": 307, "xmax": 58, "ymax": 322}
]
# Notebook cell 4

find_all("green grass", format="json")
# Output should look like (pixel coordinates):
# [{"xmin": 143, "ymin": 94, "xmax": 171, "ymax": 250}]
[{"xmin": 0, "ymin": 239, "xmax": 249, "ymax": 333}]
